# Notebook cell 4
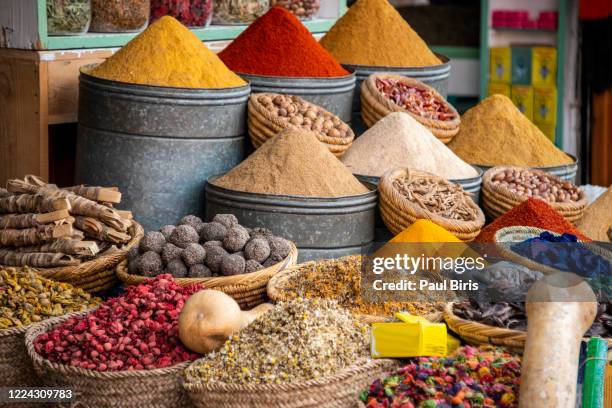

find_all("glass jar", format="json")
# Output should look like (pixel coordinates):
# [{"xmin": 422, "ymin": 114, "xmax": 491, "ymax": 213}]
[
  {"xmin": 270, "ymin": 0, "xmax": 319, "ymax": 19},
  {"xmin": 90, "ymin": 0, "xmax": 150, "ymax": 32},
  {"xmin": 47, "ymin": 0, "xmax": 91, "ymax": 35},
  {"xmin": 150, "ymin": 0, "xmax": 213, "ymax": 28},
  {"xmin": 213, "ymin": 0, "xmax": 269, "ymax": 24}
]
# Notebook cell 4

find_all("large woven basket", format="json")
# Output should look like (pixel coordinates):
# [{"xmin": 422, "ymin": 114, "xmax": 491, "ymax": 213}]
[
  {"xmin": 25, "ymin": 312, "xmax": 193, "ymax": 408},
  {"xmin": 247, "ymin": 93, "xmax": 354, "ymax": 157},
  {"xmin": 444, "ymin": 302, "xmax": 611, "ymax": 353},
  {"xmin": 481, "ymin": 167, "xmax": 587, "ymax": 223},
  {"xmin": 23, "ymin": 222, "xmax": 144, "ymax": 294},
  {"xmin": 267, "ymin": 255, "xmax": 450, "ymax": 323},
  {"xmin": 117, "ymin": 242, "xmax": 298, "ymax": 309},
  {"xmin": 379, "ymin": 168, "xmax": 485, "ymax": 241},
  {"xmin": 493, "ymin": 226, "xmax": 612, "ymax": 277},
  {"xmin": 0, "ymin": 325, "xmax": 39, "ymax": 389},
  {"xmin": 360, "ymin": 73, "xmax": 460, "ymax": 143},
  {"xmin": 183, "ymin": 358, "xmax": 398, "ymax": 408}
]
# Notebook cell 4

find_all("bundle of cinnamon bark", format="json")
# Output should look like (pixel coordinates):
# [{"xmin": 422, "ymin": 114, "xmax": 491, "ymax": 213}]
[{"xmin": 0, "ymin": 175, "xmax": 133, "ymax": 268}]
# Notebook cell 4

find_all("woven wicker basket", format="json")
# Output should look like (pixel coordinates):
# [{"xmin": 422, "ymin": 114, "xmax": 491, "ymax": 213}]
[
  {"xmin": 116, "ymin": 242, "xmax": 298, "ymax": 309},
  {"xmin": 183, "ymin": 358, "xmax": 398, "ymax": 408},
  {"xmin": 444, "ymin": 302, "xmax": 611, "ymax": 353},
  {"xmin": 481, "ymin": 167, "xmax": 587, "ymax": 223},
  {"xmin": 379, "ymin": 168, "xmax": 485, "ymax": 241},
  {"xmin": 20, "ymin": 222, "xmax": 144, "ymax": 294},
  {"xmin": 0, "ymin": 325, "xmax": 39, "ymax": 389},
  {"xmin": 25, "ymin": 312, "xmax": 193, "ymax": 408},
  {"xmin": 493, "ymin": 226, "xmax": 612, "ymax": 277},
  {"xmin": 360, "ymin": 74, "xmax": 460, "ymax": 143},
  {"xmin": 267, "ymin": 255, "xmax": 450, "ymax": 323},
  {"xmin": 247, "ymin": 93, "xmax": 354, "ymax": 157}
]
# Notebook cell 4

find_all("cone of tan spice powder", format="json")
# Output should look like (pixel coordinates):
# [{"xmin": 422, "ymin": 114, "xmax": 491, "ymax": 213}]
[
  {"xmin": 213, "ymin": 128, "xmax": 369, "ymax": 197},
  {"xmin": 341, "ymin": 112, "xmax": 478, "ymax": 180},
  {"xmin": 320, "ymin": 0, "xmax": 441, "ymax": 67},
  {"xmin": 448, "ymin": 94, "xmax": 573, "ymax": 167},
  {"xmin": 576, "ymin": 187, "xmax": 612, "ymax": 242}
]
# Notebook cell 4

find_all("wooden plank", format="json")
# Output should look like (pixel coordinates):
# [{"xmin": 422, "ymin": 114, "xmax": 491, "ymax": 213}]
[
  {"xmin": 591, "ymin": 89, "xmax": 612, "ymax": 186},
  {"xmin": 0, "ymin": 49, "xmax": 48, "ymax": 185},
  {"xmin": 0, "ymin": 0, "xmax": 41, "ymax": 49}
]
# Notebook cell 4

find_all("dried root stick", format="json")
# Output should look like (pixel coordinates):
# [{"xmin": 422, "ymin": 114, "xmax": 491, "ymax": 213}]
[
  {"xmin": 0, "ymin": 224, "xmax": 73, "ymax": 247},
  {"xmin": 64, "ymin": 185, "xmax": 122, "ymax": 204},
  {"xmin": 0, "ymin": 194, "xmax": 70, "ymax": 214},
  {"xmin": 0, "ymin": 249, "xmax": 80, "ymax": 267},
  {"xmin": 0, "ymin": 209, "xmax": 70, "ymax": 229},
  {"xmin": 13, "ymin": 239, "xmax": 100, "ymax": 257},
  {"xmin": 73, "ymin": 216, "xmax": 131, "ymax": 244}
]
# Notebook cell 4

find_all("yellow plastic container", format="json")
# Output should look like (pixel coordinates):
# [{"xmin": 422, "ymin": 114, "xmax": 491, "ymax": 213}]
[
  {"xmin": 371, "ymin": 312, "xmax": 459, "ymax": 358},
  {"xmin": 511, "ymin": 86, "xmax": 534, "ymax": 120},
  {"xmin": 490, "ymin": 47, "xmax": 511, "ymax": 83},
  {"xmin": 535, "ymin": 122, "xmax": 556, "ymax": 143},
  {"xmin": 532, "ymin": 47, "xmax": 557, "ymax": 88},
  {"xmin": 488, "ymin": 82, "xmax": 511, "ymax": 97},
  {"xmin": 533, "ymin": 87, "xmax": 557, "ymax": 125}
]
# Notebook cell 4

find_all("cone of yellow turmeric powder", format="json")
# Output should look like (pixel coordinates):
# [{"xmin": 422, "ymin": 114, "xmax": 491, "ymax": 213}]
[
  {"xmin": 320, "ymin": 0, "xmax": 441, "ymax": 67},
  {"xmin": 89, "ymin": 16, "xmax": 245, "ymax": 89},
  {"xmin": 448, "ymin": 94, "xmax": 574, "ymax": 167}
]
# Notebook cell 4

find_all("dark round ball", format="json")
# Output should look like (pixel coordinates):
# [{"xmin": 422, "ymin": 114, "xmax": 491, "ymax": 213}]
[
  {"xmin": 161, "ymin": 243, "xmax": 183, "ymax": 265},
  {"xmin": 136, "ymin": 251, "xmax": 163, "ymax": 277},
  {"xmin": 245, "ymin": 259, "xmax": 264, "ymax": 273},
  {"xmin": 182, "ymin": 243, "xmax": 206, "ymax": 267},
  {"xmin": 268, "ymin": 236, "xmax": 291, "ymax": 259},
  {"xmin": 205, "ymin": 245, "xmax": 228, "ymax": 273},
  {"xmin": 139, "ymin": 231, "xmax": 165, "ymax": 254},
  {"xmin": 220, "ymin": 254, "xmax": 246, "ymax": 276},
  {"xmin": 179, "ymin": 215, "xmax": 203, "ymax": 230},
  {"xmin": 249, "ymin": 227, "xmax": 273, "ymax": 239},
  {"xmin": 203, "ymin": 240, "xmax": 223, "ymax": 251},
  {"xmin": 166, "ymin": 259, "xmax": 188, "ymax": 278},
  {"xmin": 188, "ymin": 264, "xmax": 212, "ymax": 278},
  {"xmin": 128, "ymin": 246, "xmax": 140, "ymax": 261},
  {"xmin": 199, "ymin": 222, "xmax": 228, "ymax": 243},
  {"xmin": 159, "ymin": 225, "xmax": 176, "ymax": 240},
  {"xmin": 263, "ymin": 254, "xmax": 284, "ymax": 267},
  {"xmin": 222, "ymin": 225, "xmax": 250, "ymax": 253},
  {"xmin": 168, "ymin": 224, "xmax": 199, "ymax": 249},
  {"xmin": 244, "ymin": 237, "xmax": 270, "ymax": 263},
  {"xmin": 212, "ymin": 214, "xmax": 239, "ymax": 229},
  {"xmin": 128, "ymin": 256, "xmax": 139, "ymax": 275}
]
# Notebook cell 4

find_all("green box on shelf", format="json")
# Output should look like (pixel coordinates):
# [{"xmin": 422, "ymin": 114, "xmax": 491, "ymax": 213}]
[{"xmin": 511, "ymin": 47, "xmax": 532, "ymax": 85}]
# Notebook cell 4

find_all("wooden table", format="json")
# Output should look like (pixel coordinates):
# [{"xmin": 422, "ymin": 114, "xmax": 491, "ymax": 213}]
[{"xmin": 0, "ymin": 48, "xmax": 114, "ymax": 184}]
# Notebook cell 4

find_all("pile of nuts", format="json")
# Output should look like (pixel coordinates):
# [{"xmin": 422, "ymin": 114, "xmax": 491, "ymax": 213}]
[
  {"xmin": 491, "ymin": 169, "xmax": 584, "ymax": 203},
  {"xmin": 394, "ymin": 176, "xmax": 478, "ymax": 221},
  {"xmin": 256, "ymin": 93, "xmax": 352, "ymax": 141},
  {"xmin": 130, "ymin": 214, "xmax": 292, "ymax": 279},
  {"xmin": 34, "ymin": 275, "xmax": 201, "ymax": 371},
  {"xmin": 270, "ymin": 0, "xmax": 320, "ymax": 19},
  {"xmin": 375, "ymin": 78, "xmax": 457, "ymax": 121},
  {"xmin": 0, "ymin": 267, "xmax": 100, "ymax": 329}
]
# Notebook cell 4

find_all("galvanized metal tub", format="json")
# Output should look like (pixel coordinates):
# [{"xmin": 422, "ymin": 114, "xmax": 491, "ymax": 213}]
[
  {"xmin": 474, "ymin": 153, "xmax": 579, "ymax": 183},
  {"xmin": 238, "ymin": 72, "xmax": 356, "ymax": 123},
  {"xmin": 205, "ymin": 177, "xmax": 377, "ymax": 262},
  {"xmin": 355, "ymin": 167, "xmax": 483, "ymax": 239},
  {"xmin": 76, "ymin": 68, "xmax": 250, "ymax": 231},
  {"xmin": 344, "ymin": 54, "xmax": 451, "ymax": 134}
]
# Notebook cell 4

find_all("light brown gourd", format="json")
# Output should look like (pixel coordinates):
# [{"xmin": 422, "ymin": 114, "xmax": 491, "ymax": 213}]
[
  {"xmin": 519, "ymin": 272, "xmax": 597, "ymax": 408},
  {"xmin": 178, "ymin": 290, "xmax": 273, "ymax": 354}
]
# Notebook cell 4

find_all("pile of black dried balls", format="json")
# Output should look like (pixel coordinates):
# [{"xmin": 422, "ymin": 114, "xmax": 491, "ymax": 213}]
[{"xmin": 129, "ymin": 214, "xmax": 292, "ymax": 278}]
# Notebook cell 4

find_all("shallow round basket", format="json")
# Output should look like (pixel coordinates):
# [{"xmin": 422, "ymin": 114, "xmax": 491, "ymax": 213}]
[
  {"xmin": 493, "ymin": 226, "xmax": 612, "ymax": 276},
  {"xmin": 267, "ymin": 255, "xmax": 448, "ymax": 323},
  {"xmin": 0, "ymin": 325, "xmax": 39, "ymax": 389},
  {"xmin": 360, "ymin": 73, "xmax": 460, "ymax": 143},
  {"xmin": 25, "ymin": 222, "xmax": 143, "ymax": 293},
  {"xmin": 25, "ymin": 312, "xmax": 193, "ymax": 408},
  {"xmin": 116, "ymin": 241, "xmax": 298, "ymax": 309},
  {"xmin": 183, "ymin": 358, "xmax": 398, "ymax": 408},
  {"xmin": 474, "ymin": 153, "xmax": 579, "ymax": 183},
  {"xmin": 481, "ymin": 166, "xmax": 587, "ymax": 222},
  {"xmin": 379, "ymin": 168, "xmax": 485, "ymax": 241},
  {"xmin": 444, "ymin": 302, "xmax": 610, "ymax": 354},
  {"xmin": 247, "ymin": 92, "xmax": 354, "ymax": 157}
]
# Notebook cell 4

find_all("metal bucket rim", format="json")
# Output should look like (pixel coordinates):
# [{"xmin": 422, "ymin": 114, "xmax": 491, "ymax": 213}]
[
  {"xmin": 342, "ymin": 53, "xmax": 451, "ymax": 72},
  {"xmin": 237, "ymin": 71, "xmax": 356, "ymax": 83},
  {"xmin": 472, "ymin": 153, "xmax": 578, "ymax": 172},
  {"xmin": 207, "ymin": 175, "xmax": 377, "ymax": 204},
  {"xmin": 79, "ymin": 63, "xmax": 252, "ymax": 96}
]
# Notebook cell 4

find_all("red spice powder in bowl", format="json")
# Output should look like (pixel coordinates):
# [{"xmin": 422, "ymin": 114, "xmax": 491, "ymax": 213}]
[
  {"xmin": 219, "ymin": 7, "xmax": 349, "ymax": 78},
  {"xmin": 475, "ymin": 198, "xmax": 591, "ymax": 243},
  {"xmin": 34, "ymin": 275, "xmax": 202, "ymax": 372}
]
